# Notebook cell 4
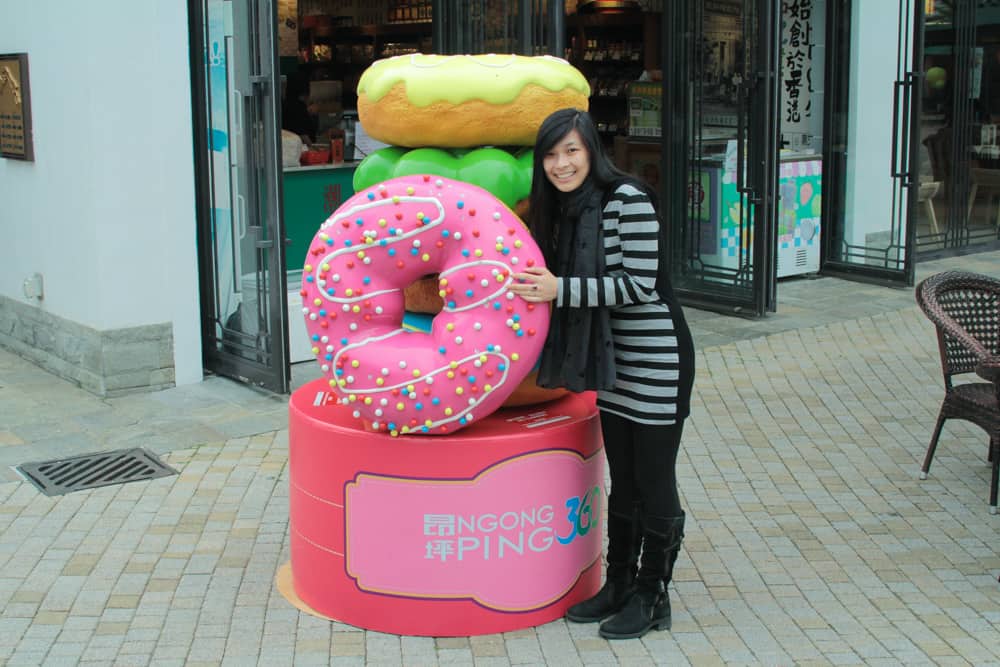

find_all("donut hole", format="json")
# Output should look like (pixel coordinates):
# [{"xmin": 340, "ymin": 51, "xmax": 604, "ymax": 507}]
[{"xmin": 403, "ymin": 274, "xmax": 445, "ymax": 315}]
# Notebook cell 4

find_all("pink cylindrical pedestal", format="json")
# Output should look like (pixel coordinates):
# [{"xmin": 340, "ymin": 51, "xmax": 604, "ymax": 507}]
[{"xmin": 288, "ymin": 379, "xmax": 604, "ymax": 636}]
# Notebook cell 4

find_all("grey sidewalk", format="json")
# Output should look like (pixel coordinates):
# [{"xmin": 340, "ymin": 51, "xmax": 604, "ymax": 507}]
[{"xmin": 2, "ymin": 251, "xmax": 1000, "ymax": 665}]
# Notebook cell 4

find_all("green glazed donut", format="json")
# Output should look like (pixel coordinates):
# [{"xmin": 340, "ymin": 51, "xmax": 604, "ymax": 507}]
[{"xmin": 353, "ymin": 146, "xmax": 533, "ymax": 209}]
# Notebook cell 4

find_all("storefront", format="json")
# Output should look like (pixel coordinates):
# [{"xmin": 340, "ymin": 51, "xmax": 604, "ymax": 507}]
[
  {"xmin": 562, "ymin": 1, "xmax": 999, "ymax": 313},
  {"xmin": 547, "ymin": 1, "xmax": 825, "ymax": 314},
  {"xmin": 1, "ymin": 1, "xmax": 995, "ymax": 396},
  {"xmin": 189, "ymin": 0, "xmax": 565, "ymax": 392},
  {"xmin": 188, "ymin": 0, "xmax": 1000, "ymax": 393}
]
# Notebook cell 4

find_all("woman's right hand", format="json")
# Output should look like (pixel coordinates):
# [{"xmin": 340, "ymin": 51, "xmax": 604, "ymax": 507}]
[{"xmin": 508, "ymin": 266, "xmax": 558, "ymax": 303}]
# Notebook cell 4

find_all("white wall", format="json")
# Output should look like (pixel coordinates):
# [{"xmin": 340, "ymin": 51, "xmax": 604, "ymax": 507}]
[
  {"xmin": 844, "ymin": 1, "xmax": 907, "ymax": 248},
  {"xmin": 0, "ymin": 1, "xmax": 203, "ymax": 384}
]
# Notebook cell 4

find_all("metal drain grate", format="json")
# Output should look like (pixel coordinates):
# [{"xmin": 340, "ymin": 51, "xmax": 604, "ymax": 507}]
[{"xmin": 15, "ymin": 448, "xmax": 178, "ymax": 496}]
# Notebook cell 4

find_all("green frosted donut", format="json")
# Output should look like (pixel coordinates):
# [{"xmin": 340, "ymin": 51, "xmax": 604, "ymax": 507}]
[{"xmin": 353, "ymin": 146, "xmax": 533, "ymax": 209}]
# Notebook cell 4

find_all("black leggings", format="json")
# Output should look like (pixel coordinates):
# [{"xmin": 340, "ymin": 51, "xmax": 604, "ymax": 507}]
[{"xmin": 600, "ymin": 410, "xmax": 684, "ymax": 518}]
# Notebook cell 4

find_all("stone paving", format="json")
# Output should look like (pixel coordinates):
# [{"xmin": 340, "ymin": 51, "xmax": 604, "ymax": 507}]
[{"xmin": 1, "ymin": 252, "xmax": 1000, "ymax": 665}]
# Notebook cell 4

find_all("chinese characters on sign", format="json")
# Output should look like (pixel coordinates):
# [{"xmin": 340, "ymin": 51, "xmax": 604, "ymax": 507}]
[
  {"xmin": 0, "ymin": 53, "xmax": 33, "ymax": 161},
  {"xmin": 782, "ymin": 0, "xmax": 813, "ymax": 125},
  {"xmin": 323, "ymin": 184, "xmax": 342, "ymax": 215},
  {"xmin": 781, "ymin": 0, "xmax": 820, "ymax": 151}
]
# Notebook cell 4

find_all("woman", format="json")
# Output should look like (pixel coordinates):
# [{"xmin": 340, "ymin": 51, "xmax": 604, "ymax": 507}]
[{"xmin": 508, "ymin": 108, "xmax": 695, "ymax": 640}]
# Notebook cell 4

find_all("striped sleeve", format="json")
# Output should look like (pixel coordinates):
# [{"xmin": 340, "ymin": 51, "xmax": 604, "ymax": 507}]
[{"xmin": 557, "ymin": 184, "xmax": 661, "ymax": 308}]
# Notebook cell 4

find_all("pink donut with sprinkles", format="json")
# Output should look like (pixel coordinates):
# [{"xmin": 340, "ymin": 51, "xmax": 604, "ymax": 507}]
[{"xmin": 300, "ymin": 175, "xmax": 551, "ymax": 436}]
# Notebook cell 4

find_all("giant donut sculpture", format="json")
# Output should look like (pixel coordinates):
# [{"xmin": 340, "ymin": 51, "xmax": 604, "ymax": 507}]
[{"xmin": 300, "ymin": 175, "xmax": 550, "ymax": 436}]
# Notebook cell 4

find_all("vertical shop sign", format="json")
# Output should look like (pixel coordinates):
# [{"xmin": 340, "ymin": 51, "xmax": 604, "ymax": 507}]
[
  {"xmin": 0, "ymin": 53, "xmax": 33, "ymax": 161},
  {"xmin": 781, "ymin": 1, "xmax": 814, "ymax": 147}
]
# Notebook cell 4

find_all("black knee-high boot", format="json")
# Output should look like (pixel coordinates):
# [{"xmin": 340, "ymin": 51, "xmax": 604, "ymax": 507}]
[
  {"xmin": 565, "ymin": 501, "xmax": 642, "ymax": 623},
  {"xmin": 599, "ymin": 512, "xmax": 684, "ymax": 639}
]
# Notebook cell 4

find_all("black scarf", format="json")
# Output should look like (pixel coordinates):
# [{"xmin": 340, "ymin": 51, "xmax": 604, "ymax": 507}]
[{"xmin": 535, "ymin": 179, "xmax": 617, "ymax": 392}]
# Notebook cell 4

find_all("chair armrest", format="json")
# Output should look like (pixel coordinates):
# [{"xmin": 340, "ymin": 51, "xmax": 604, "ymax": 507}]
[{"xmin": 975, "ymin": 355, "xmax": 1000, "ymax": 383}]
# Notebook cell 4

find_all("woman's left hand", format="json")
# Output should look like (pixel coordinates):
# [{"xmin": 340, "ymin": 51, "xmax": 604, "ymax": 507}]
[{"xmin": 508, "ymin": 266, "xmax": 558, "ymax": 303}]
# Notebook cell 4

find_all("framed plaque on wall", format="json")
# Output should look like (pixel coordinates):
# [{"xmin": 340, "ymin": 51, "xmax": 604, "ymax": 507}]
[{"xmin": 0, "ymin": 53, "xmax": 34, "ymax": 161}]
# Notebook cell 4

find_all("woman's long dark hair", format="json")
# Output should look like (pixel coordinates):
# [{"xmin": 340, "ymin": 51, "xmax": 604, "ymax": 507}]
[{"xmin": 526, "ymin": 108, "xmax": 638, "ymax": 265}]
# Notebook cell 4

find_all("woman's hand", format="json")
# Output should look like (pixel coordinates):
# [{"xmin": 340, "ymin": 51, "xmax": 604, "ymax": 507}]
[{"xmin": 508, "ymin": 266, "xmax": 558, "ymax": 303}]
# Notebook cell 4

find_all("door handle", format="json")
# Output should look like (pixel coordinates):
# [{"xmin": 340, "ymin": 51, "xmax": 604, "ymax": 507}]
[
  {"xmin": 891, "ymin": 74, "xmax": 914, "ymax": 180},
  {"xmin": 236, "ymin": 194, "xmax": 248, "ymax": 240},
  {"xmin": 230, "ymin": 88, "xmax": 245, "ymax": 168}
]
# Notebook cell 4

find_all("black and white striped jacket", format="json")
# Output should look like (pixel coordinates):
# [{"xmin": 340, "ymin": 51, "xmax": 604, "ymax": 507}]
[{"xmin": 556, "ymin": 182, "xmax": 692, "ymax": 425}]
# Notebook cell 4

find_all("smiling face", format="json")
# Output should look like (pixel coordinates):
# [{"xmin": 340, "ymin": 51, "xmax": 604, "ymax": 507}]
[{"xmin": 543, "ymin": 129, "xmax": 591, "ymax": 193}]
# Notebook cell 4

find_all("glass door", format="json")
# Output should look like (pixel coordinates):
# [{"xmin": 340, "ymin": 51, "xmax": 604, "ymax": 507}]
[
  {"xmin": 821, "ymin": 0, "xmax": 920, "ymax": 285},
  {"xmin": 917, "ymin": 0, "xmax": 1000, "ymax": 254},
  {"xmin": 663, "ymin": 0, "xmax": 782, "ymax": 316},
  {"xmin": 190, "ymin": 0, "xmax": 290, "ymax": 393}
]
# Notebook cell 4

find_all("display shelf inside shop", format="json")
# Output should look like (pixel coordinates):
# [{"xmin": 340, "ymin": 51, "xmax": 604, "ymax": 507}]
[
  {"xmin": 566, "ymin": 10, "xmax": 661, "ymax": 148},
  {"xmin": 296, "ymin": 20, "xmax": 433, "ymax": 109}
]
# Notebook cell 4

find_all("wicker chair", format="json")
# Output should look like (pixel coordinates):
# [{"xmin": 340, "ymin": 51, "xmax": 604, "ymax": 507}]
[{"xmin": 915, "ymin": 271, "xmax": 1000, "ymax": 514}]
